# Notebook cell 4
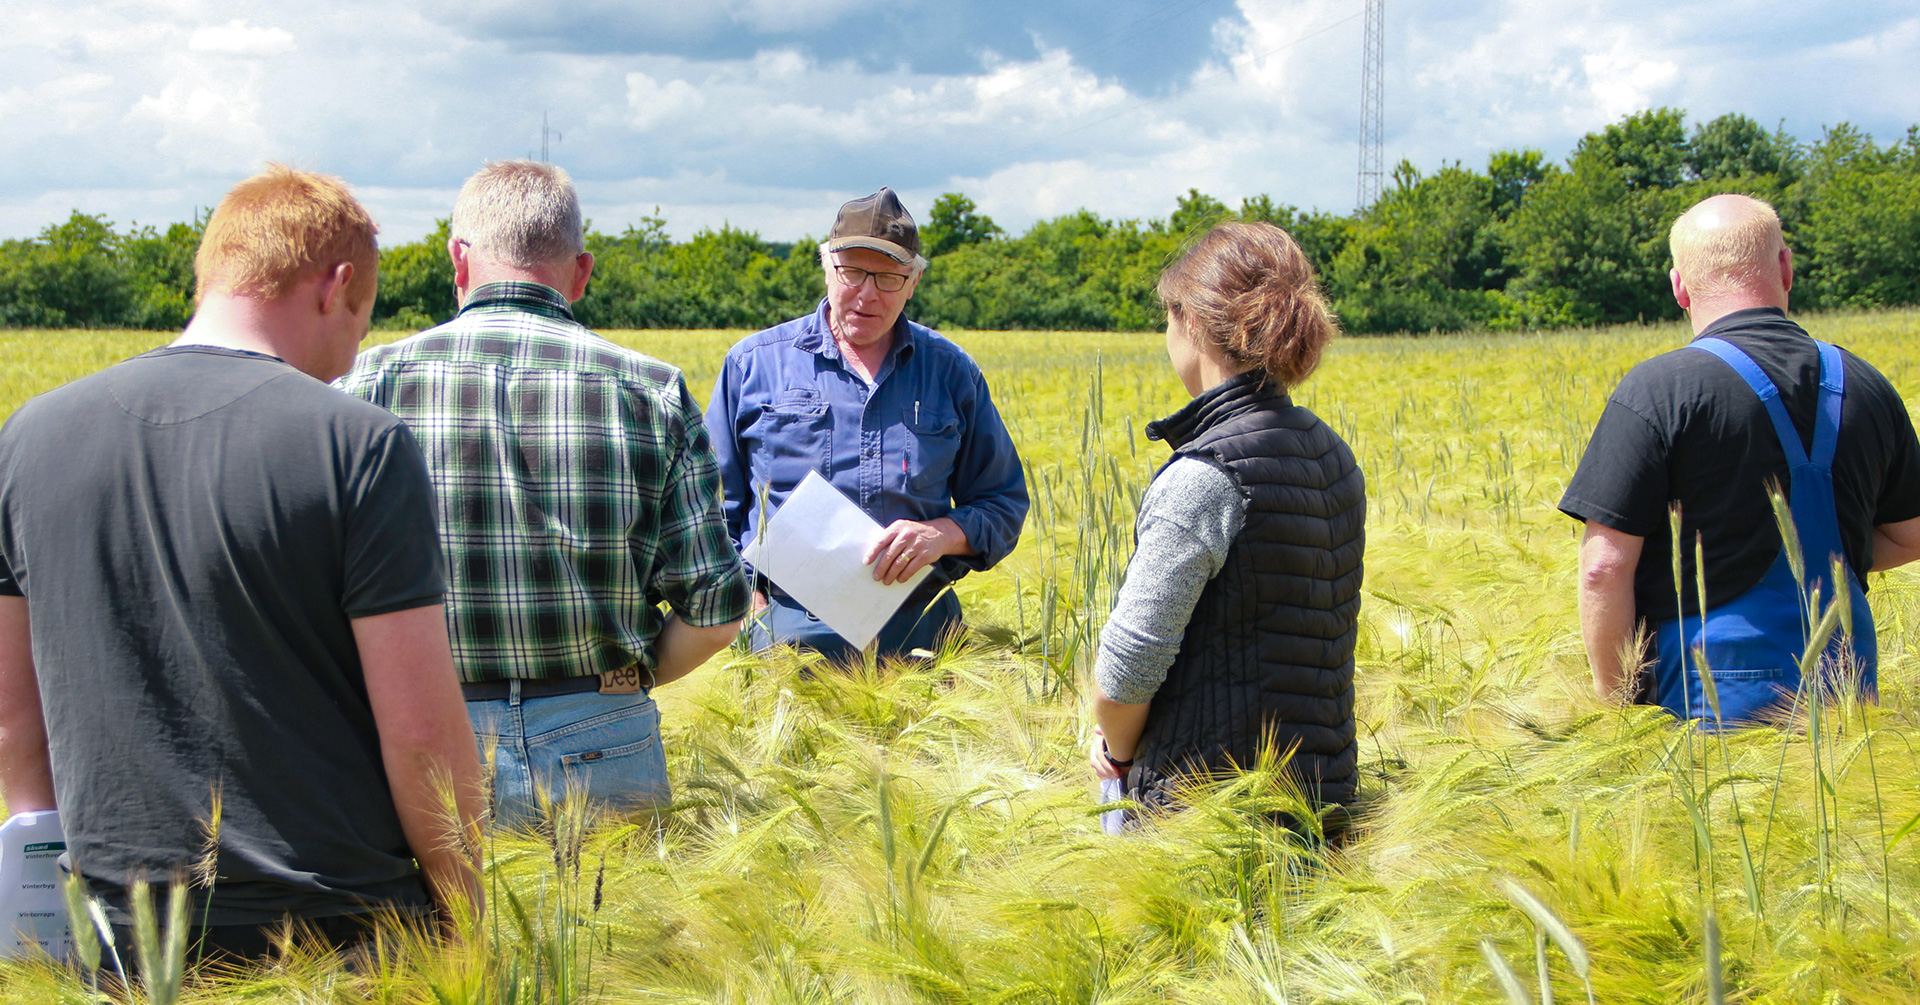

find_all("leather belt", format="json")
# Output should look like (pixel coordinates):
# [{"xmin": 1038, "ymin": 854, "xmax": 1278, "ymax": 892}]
[{"xmin": 460, "ymin": 665, "xmax": 647, "ymax": 701}]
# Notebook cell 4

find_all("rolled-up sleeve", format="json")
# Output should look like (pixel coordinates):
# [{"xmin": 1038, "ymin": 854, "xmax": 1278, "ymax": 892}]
[
  {"xmin": 653, "ymin": 378, "xmax": 751, "ymax": 627},
  {"xmin": 944, "ymin": 363, "xmax": 1029, "ymax": 572}
]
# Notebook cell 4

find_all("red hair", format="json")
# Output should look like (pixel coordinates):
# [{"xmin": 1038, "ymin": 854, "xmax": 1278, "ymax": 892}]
[{"xmin": 195, "ymin": 165, "xmax": 379, "ymax": 311}]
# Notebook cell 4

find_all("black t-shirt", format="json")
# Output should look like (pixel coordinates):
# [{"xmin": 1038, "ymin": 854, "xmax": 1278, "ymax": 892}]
[
  {"xmin": 0, "ymin": 346, "xmax": 446, "ymax": 925},
  {"xmin": 1560, "ymin": 308, "xmax": 1920, "ymax": 623}
]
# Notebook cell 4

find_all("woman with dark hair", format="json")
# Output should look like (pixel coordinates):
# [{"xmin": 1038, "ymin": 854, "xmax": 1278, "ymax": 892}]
[{"xmin": 1089, "ymin": 221, "xmax": 1366, "ymax": 834}]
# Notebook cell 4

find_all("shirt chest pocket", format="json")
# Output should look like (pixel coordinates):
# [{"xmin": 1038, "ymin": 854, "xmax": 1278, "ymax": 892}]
[
  {"xmin": 748, "ymin": 394, "xmax": 832, "ymax": 491},
  {"xmin": 907, "ymin": 406, "xmax": 962, "ymax": 496}
]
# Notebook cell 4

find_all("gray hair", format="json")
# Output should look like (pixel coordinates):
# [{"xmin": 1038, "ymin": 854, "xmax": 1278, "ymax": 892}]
[{"xmin": 451, "ymin": 160, "xmax": 585, "ymax": 268}]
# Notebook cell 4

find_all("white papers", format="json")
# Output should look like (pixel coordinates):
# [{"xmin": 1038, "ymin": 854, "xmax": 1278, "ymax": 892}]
[
  {"xmin": 751, "ymin": 471, "xmax": 932, "ymax": 649},
  {"xmin": 0, "ymin": 810, "xmax": 69, "ymax": 959}
]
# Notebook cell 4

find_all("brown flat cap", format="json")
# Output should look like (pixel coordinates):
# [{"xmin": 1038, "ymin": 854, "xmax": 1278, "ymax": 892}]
[{"xmin": 826, "ymin": 187, "xmax": 920, "ymax": 264}]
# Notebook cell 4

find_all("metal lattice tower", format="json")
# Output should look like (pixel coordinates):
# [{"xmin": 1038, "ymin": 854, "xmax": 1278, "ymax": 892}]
[
  {"xmin": 1357, "ymin": 0, "xmax": 1385, "ymax": 210},
  {"xmin": 541, "ymin": 112, "xmax": 562, "ymax": 163}
]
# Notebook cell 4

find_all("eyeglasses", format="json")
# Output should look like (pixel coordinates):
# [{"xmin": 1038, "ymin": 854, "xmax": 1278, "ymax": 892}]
[{"xmin": 832, "ymin": 265, "xmax": 912, "ymax": 293}]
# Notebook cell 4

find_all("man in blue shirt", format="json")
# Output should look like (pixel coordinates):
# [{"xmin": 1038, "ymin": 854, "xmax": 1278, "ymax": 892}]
[{"xmin": 706, "ymin": 188, "xmax": 1029, "ymax": 661}]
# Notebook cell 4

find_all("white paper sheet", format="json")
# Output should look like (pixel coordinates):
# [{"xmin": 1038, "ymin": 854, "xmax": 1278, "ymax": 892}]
[{"xmin": 750, "ymin": 471, "xmax": 933, "ymax": 650}]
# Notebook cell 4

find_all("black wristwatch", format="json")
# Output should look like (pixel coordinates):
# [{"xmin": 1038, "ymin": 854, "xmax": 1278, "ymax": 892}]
[{"xmin": 1101, "ymin": 739, "xmax": 1133, "ymax": 773}]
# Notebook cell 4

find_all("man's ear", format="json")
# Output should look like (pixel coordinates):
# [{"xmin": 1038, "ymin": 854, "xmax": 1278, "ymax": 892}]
[
  {"xmin": 318, "ymin": 261, "xmax": 355, "ymax": 315},
  {"xmin": 1669, "ymin": 267, "xmax": 1690, "ymax": 311},
  {"xmin": 567, "ymin": 251, "xmax": 594, "ymax": 302},
  {"xmin": 1778, "ymin": 245, "xmax": 1794, "ymax": 296},
  {"xmin": 449, "ymin": 238, "xmax": 471, "ymax": 297}
]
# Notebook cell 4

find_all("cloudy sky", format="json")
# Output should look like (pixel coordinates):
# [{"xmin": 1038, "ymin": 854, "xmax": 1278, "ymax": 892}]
[{"xmin": 6, "ymin": 0, "xmax": 1917, "ymax": 244}]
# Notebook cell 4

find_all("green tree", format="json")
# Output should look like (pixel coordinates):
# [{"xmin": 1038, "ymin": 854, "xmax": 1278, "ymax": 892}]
[
  {"xmin": 1687, "ymin": 113, "xmax": 1798, "ymax": 182},
  {"xmin": 1795, "ymin": 125, "xmax": 1920, "ymax": 308},
  {"xmin": 1328, "ymin": 161, "xmax": 1506, "ymax": 333},
  {"xmin": 1167, "ymin": 189, "xmax": 1231, "ymax": 237},
  {"xmin": 1487, "ymin": 148, "xmax": 1554, "ymax": 219},
  {"xmin": 667, "ymin": 225, "xmax": 807, "ymax": 328},
  {"xmin": 1574, "ymin": 107, "xmax": 1690, "ymax": 190},
  {"xmin": 118, "ymin": 219, "xmax": 203, "ymax": 330},
  {"xmin": 0, "ymin": 213, "xmax": 135, "ymax": 328},
  {"xmin": 580, "ymin": 215, "xmax": 682, "ymax": 328},
  {"xmin": 1502, "ymin": 152, "xmax": 1666, "ymax": 325},
  {"xmin": 916, "ymin": 210, "xmax": 1176, "ymax": 331},
  {"xmin": 1499, "ymin": 109, "xmax": 1799, "ymax": 326},
  {"xmin": 1235, "ymin": 196, "xmax": 1351, "ymax": 281},
  {"xmin": 372, "ymin": 219, "xmax": 456, "ymax": 330},
  {"xmin": 922, "ymin": 193, "xmax": 1003, "ymax": 258}
]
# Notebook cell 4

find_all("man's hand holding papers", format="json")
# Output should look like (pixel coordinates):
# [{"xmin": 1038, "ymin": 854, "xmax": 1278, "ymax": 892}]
[{"xmin": 750, "ymin": 471, "xmax": 935, "ymax": 649}]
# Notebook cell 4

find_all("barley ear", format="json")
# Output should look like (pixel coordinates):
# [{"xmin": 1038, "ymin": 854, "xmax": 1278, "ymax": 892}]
[
  {"xmin": 60, "ymin": 871, "xmax": 100, "ymax": 972},
  {"xmin": 1479, "ymin": 937, "xmax": 1532, "ymax": 1005}
]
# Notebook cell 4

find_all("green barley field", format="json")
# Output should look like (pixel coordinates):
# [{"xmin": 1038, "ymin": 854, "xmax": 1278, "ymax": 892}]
[{"xmin": 4, "ymin": 312, "xmax": 1920, "ymax": 1003}]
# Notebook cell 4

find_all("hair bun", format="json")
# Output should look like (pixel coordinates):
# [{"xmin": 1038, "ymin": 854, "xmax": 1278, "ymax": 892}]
[{"xmin": 1156, "ymin": 222, "xmax": 1337, "ymax": 388}]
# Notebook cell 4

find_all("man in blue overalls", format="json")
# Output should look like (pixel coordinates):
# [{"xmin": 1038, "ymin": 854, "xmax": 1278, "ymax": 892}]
[{"xmin": 1561, "ymin": 194, "xmax": 1920, "ymax": 727}]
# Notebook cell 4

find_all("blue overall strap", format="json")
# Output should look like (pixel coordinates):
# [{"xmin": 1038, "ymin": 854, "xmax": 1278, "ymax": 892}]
[
  {"xmin": 1663, "ymin": 335, "xmax": 1872, "ymax": 726},
  {"xmin": 1689, "ymin": 337, "xmax": 1816, "ymax": 468},
  {"xmin": 1810, "ymin": 341, "xmax": 1844, "ymax": 467}
]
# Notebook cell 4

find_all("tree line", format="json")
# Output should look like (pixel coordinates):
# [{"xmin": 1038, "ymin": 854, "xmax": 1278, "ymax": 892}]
[{"xmin": 5, "ymin": 108, "xmax": 1918, "ymax": 335}]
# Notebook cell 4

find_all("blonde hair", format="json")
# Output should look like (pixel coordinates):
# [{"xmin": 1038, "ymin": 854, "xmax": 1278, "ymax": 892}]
[
  {"xmin": 195, "ymin": 165, "xmax": 379, "ymax": 310},
  {"xmin": 451, "ymin": 160, "xmax": 584, "ymax": 268},
  {"xmin": 1669, "ymin": 194, "xmax": 1785, "ymax": 300},
  {"xmin": 1157, "ymin": 221, "xmax": 1339, "ymax": 388}
]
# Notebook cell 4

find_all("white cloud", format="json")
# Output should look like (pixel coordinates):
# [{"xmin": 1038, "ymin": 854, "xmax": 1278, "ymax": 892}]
[
  {"xmin": 627, "ymin": 72, "xmax": 707, "ymax": 130},
  {"xmin": 2, "ymin": 0, "xmax": 1918, "ymax": 246},
  {"xmin": 1580, "ymin": 45, "xmax": 1681, "ymax": 123},
  {"xmin": 422, "ymin": 0, "xmax": 887, "ymax": 45},
  {"xmin": 1215, "ymin": 0, "xmax": 1354, "ymax": 105},
  {"xmin": 187, "ymin": 19, "xmax": 296, "ymax": 56},
  {"xmin": 123, "ymin": 55, "xmax": 275, "ymax": 173},
  {"xmin": 0, "ymin": 72, "xmax": 116, "ymax": 127},
  {"xmin": 1810, "ymin": 14, "xmax": 1920, "ymax": 60}
]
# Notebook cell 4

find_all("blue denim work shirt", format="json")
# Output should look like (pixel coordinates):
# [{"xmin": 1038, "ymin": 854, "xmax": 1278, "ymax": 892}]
[{"xmin": 705, "ymin": 300, "xmax": 1029, "ymax": 591}]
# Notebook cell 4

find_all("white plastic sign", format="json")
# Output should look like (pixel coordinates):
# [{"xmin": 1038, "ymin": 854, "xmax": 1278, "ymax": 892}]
[{"xmin": 0, "ymin": 810, "xmax": 70, "ymax": 959}]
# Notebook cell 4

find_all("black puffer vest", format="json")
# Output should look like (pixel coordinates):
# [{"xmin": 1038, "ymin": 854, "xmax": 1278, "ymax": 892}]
[{"xmin": 1127, "ymin": 370, "xmax": 1366, "ymax": 812}]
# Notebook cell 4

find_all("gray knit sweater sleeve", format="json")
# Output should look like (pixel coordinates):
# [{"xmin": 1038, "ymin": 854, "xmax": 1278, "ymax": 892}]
[{"xmin": 1094, "ymin": 456, "xmax": 1247, "ymax": 704}]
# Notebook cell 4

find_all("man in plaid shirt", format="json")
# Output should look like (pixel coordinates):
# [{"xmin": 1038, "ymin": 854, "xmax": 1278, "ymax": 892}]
[{"xmin": 339, "ymin": 160, "xmax": 748, "ymax": 825}]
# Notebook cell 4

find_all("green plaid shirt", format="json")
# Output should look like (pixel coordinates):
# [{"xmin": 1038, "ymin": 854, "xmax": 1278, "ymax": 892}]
[{"xmin": 338, "ymin": 281, "xmax": 749, "ymax": 682}]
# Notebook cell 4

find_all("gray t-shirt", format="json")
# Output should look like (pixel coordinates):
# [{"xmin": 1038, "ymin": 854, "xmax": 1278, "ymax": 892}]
[
  {"xmin": 1095, "ymin": 457, "xmax": 1246, "ymax": 704},
  {"xmin": 0, "ymin": 346, "xmax": 445, "ymax": 925}
]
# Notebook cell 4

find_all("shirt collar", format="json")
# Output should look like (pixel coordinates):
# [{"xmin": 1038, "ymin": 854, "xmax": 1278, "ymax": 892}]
[
  {"xmin": 795, "ymin": 297, "xmax": 917, "ymax": 367},
  {"xmin": 457, "ymin": 281, "xmax": 576, "ymax": 322},
  {"xmin": 1147, "ymin": 369, "xmax": 1284, "ymax": 448},
  {"xmin": 1694, "ymin": 305, "xmax": 1791, "ymax": 341}
]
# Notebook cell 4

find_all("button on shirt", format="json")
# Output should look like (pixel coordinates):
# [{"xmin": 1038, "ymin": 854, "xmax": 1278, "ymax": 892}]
[
  {"xmin": 705, "ymin": 300, "xmax": 1029, "ymax": 589},
  {"xmin": 338, "ymin": 281, "xmax": 750, "ymax": 682}
]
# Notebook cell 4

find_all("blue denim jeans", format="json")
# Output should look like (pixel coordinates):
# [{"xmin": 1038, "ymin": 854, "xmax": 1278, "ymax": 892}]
[
  {"xmin": 749, "ymin": 589, "xmax": 963, "ymax": 665},
  {"xmin": 465, "ymin": 683, "xmax": 669, "ymax": 829}
]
